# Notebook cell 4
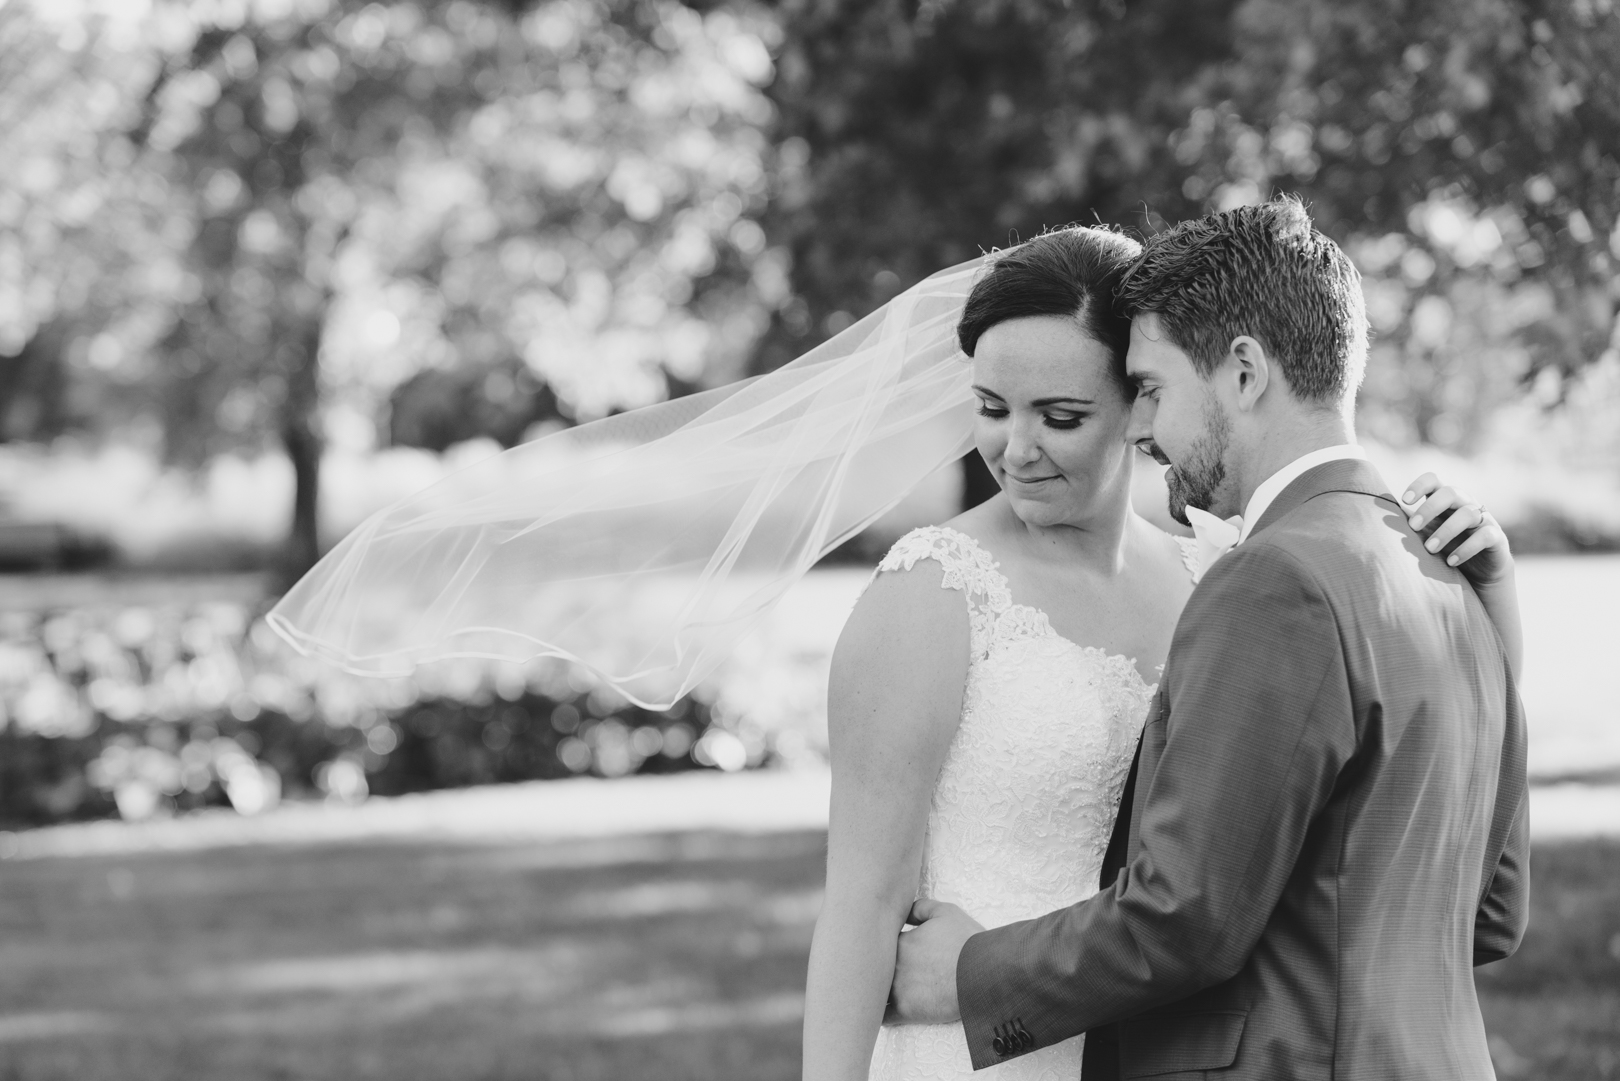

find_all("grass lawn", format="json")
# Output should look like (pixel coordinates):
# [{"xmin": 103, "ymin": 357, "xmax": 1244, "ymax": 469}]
[
  {"xmin": 0, "ymin": 830, "xmax": 824, "ymax": 1081},
  {"xmin": 0, "ymin": 829, "xmax": 1616, "ymax": 1080},
  {"xmin": 1478, "ymin": 839, "xmax": 1620, "ymax": 1080}
]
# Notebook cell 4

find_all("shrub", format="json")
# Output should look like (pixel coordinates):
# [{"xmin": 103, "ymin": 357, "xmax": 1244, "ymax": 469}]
[{"xmin": 0, "ymin": 593, "xmax": 735, "ymax": 829}]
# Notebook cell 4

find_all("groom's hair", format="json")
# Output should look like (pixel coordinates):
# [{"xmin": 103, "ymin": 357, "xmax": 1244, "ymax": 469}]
[{"xmin": 1117, "ymin": 197, "xmax": 1368, "ymax": 406}]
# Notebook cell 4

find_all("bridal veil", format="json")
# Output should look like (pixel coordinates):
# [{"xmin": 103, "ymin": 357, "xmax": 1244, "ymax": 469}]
[{"xmin": 267, "ymin": 258, "xmax": 984, "ymax": 708}]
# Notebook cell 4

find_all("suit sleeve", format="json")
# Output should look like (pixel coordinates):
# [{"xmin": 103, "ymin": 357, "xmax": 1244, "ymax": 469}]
[
  {"xmin": 1474, "ymin": 669, "xmax": 1530, "ymax": 966},
  {"xmin": 955, "ymin": 543, "xmax": 1357, "ymax": 1069}
]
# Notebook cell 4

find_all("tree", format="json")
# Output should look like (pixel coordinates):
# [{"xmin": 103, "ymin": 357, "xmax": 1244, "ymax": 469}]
[
  {"xmin": 757, "ymin": 0, "xmax": 1226, "ymax": 369},
  {"xmin": 757, "ymin": 0, "xmax": 1620, "ymax": 485},
  {"xmin": 45, "ymin": 0, "xmax": 780, "ymax": 580},
  {"xmin": 0, "ymin": 5, "xmax": 169, "ymax": 448},
  {"xmin": 1201, "ymin": 0, "xmax": 1620, "ymax": 449},
  {"xmin": 756, "ymin": 0, "xmax": 1236, "ymax": 505}
]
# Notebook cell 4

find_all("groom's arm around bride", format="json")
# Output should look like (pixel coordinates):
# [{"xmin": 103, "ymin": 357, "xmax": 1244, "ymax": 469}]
[{"xmin": 954, "ymin": 476, "xmax": 1528, "ymax": 1076}]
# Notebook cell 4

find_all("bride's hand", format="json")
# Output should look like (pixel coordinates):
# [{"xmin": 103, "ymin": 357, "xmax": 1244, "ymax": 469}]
[{"xmin": 1400, "ymin": 473, "xmax": 1513, "ymax": 588}]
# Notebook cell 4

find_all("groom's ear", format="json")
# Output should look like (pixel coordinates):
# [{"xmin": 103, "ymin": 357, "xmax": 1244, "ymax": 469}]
[{"xmin": 1225, "ymin": 335, "xmax": 1270, "ymax": 413}]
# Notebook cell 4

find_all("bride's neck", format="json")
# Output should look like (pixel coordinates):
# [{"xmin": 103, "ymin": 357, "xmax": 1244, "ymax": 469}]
[{"xmin": 1007, "ymin": 479, "xmax": 1135, "ymax": 574}]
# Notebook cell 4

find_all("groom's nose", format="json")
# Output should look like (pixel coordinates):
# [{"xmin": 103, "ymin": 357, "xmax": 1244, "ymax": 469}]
[{"xmin": 1126, "ymin": 395, "xmax": 1157, "ymax": 449}]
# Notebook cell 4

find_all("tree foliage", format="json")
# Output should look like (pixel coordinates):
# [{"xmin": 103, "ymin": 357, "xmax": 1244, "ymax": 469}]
[
  {"xmin": 133, "ymin": 0, "xmax": 781, "ymax": 575},
  {"xmin": 3, "ymin": 0, "xmax": 783, "ymax": 574},
  {"xmin": 1200, "ymin": 0, "xmax": 1620, "ymax": 447},
  {"xmin": 761, "ymin": 0, "xmax": 1620, "ymax": 453},
  {"xmin": 755, "ymin": 0, "xmax": 1227, "ymax": 371},
  {"xmin": 3, "ymin": 0, "xmax": 1615, "ymax": 559},
  {"xmin": 0, "ymin": 4, "xmax": 165, "ymax": 445}
]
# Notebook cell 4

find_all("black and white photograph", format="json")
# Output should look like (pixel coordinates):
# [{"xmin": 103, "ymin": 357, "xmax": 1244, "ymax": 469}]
[{"xmin": 1, "ymin": 0, "xmax": 1617, "ymax": 1078}]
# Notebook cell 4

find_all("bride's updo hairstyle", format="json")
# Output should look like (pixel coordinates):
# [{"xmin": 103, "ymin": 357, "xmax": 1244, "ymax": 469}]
[{"xmin": 957, "ymin": 226, "xmax": 1143, "ymax": 391}]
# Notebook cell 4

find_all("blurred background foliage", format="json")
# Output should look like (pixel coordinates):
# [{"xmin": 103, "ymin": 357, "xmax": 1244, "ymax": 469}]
[
  {"xmin": 0, "ymin": 0, "xmax": 1617, "ymax": 824},
  {"xmin": 1, "ymin": 0, "xmax": 784, "ymax": 579},
  {"xmin": 757, "ymin": 0, "xmax": 1620, "ymax": 501},
  {"xmin": 0, "ymin": 579, "xmax": 780, "ymax": 827},
  {"xmin": 1, "ymin": 0, "xmax": 1616, "ymax": 570}
]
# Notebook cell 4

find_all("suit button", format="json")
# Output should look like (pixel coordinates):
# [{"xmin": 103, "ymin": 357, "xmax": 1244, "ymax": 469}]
[{"xmin": 992, "ymin": 1035, "xmax": 1007, "ymax": 1057}]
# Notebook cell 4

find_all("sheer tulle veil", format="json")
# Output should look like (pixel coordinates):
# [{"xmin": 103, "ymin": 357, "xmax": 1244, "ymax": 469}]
[{"xmin": 266, "ymin": 256, "xmax": 985, "ymax": 708}]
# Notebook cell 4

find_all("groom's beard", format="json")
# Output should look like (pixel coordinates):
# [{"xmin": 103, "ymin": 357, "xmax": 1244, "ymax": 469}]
[{"xmin": 1165, "ymin": 397, "xmax": 1232, "ymax": 527}]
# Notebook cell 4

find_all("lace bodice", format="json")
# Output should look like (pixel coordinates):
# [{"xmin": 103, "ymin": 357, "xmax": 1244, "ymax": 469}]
[{"xmin": 868, "ymin": 526, "xmax": 1199, "ymax": 1081}]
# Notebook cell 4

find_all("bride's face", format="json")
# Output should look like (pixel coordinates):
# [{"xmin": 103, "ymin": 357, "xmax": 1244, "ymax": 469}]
[{"xmin": 971, "ymin": 314, "xmax": 1134, "ymax": 529}]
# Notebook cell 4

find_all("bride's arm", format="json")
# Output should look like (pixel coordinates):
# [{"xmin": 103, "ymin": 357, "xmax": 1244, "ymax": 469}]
[
  {"xmin": 1401, "ymin": 472, "xmax": 1522, "ymax": 681},
  {"xmin": 803, "ymin": 560, "xmax": 971, "ymax": 1081}
]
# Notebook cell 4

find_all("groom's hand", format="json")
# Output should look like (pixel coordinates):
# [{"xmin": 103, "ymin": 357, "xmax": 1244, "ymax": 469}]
[{"xmin": 885, "ymin": 898, "xmax": 984, "ymax": 1026}]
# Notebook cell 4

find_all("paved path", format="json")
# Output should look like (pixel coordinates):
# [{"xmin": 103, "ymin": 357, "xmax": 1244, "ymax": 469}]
[
  {"xmin": 0, "ymin": 770, "xmax": 833, "ymax": 860},
  {"xmin": 4, "ymin": 770, "xmax": 1615, "ymax": 861}
]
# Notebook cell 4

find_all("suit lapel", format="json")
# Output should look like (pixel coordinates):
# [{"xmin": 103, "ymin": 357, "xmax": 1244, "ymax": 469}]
[
  {"xmin": 1247, "ymin": 458, "xmax": 1393, "ymax": 539},
  {"xmin": 1099, "ymin": 735, "xmax": 1141, "ymax": 890}
]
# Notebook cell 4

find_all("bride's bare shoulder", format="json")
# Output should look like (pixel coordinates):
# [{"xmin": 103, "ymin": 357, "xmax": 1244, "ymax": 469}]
[
  {"xmin": 853, "ymin": 527, "xmax": 969, "ymax": 627},
  {"xmin": 829, "ymin": 528, "xmax": 973, "ymax": 721}
]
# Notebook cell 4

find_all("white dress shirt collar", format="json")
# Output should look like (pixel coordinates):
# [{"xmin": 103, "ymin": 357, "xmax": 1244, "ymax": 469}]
[{"xmin": 1237, "ymin": 444, "xmax": 1368, "ymax": 543}]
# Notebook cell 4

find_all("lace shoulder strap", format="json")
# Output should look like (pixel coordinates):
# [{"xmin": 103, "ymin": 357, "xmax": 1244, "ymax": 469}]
[
  {"xmin": 1174, "ymin": 535, "xmax": 1201, "ymax": 582},
  {"xmin": 871, "ymin": 526, "xmax": 1013, "ymax": 617}
]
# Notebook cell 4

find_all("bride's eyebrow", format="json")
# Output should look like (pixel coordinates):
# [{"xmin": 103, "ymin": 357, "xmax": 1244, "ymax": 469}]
[{"xmin": 971, "ymin": 387, "xmax": 1094, "ymax": 407}]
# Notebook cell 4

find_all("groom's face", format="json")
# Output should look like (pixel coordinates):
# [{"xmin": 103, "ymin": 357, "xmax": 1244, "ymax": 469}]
[{"xmin": 1125, "ymin": 313, "xmax": 1236, "ymax": 524}]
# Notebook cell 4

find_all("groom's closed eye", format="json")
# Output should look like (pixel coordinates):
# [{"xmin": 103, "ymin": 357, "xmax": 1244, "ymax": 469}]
[{"xmin": 1137, "ymin": 441, "xmax": 1170, "ymax": 464}]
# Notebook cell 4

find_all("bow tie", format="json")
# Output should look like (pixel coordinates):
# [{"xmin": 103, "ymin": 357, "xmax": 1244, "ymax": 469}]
[{"xmin": 1185, "ymin": 507, "xmax": 1243, "ymax": 582}]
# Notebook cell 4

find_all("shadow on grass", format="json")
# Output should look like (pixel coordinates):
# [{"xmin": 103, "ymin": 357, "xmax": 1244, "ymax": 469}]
[
  {"xmin": 2, "ymin": 830, "xmax": 1616, "ymax": 1080},
  {"xmin": 0, "ymin": 830, "xmax": 825, "ymax": 1081}
]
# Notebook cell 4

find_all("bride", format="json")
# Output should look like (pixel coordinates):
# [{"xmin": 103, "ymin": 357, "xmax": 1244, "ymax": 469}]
[{"xmin": 799, "ymin": 226, "xmax": 1519, "ymax": 1080}]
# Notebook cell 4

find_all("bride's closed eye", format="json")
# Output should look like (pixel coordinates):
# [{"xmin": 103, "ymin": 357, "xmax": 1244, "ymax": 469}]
[{"xmin": 974, "ymin": 403, "xmax": 1085, "ymax": 430}]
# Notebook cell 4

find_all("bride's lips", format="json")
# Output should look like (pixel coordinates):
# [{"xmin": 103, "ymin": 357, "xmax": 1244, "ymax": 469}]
[{"xmin": 1006, "ymin": 473, "xmax": 1060, "ymax": 486}]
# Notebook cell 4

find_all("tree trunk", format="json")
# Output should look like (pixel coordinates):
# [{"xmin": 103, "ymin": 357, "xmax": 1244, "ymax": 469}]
[
  {"xmin": 277, "ymin": 319, "xmax": 323, "ymax": 590},
  {"xmin": 960, "ymin": 450, "xmax": 999, "ymax": 512},
  {"xmin": 0, "ymin": 318, "xmax": 72, "ymax": 443},
  {"xmin": 280, "ymin": 415, "xmax": 320, "ymax": 585}
]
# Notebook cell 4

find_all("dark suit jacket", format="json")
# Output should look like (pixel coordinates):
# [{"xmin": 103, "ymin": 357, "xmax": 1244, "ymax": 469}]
[{"xmin": 956, "ymin": 459, "xmax": 1529, "ymax": 1079}]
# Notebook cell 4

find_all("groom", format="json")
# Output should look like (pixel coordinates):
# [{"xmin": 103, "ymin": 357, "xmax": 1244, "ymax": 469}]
[{"xmin": 888, "ymin": 198, "xmax": 1529, "ymax": 1077}]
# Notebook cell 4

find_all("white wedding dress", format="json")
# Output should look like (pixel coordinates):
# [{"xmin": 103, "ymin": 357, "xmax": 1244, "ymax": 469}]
[{"xmin": 866, "ymin": 526, "xmax": 1199, "ymax": 1081}]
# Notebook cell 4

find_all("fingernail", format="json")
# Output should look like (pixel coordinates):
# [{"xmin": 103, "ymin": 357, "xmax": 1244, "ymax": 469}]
[
  {"xmin": 1447, "ymin": 555, "xmax": 1459, "ymax": 566},
  {"xmin": 1427, "ymin": 541, "xmax": 1439, "ymax": 552},
  {"xmin": 1410, "ymin": 516, "xmax": 1423, "ymax": 529},
  {"xmin": 1403, "ymin": 491, "xmax": 1418, "ymax": 503}
]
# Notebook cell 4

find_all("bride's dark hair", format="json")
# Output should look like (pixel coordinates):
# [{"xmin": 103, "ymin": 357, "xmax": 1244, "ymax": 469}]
[{"xmin": 957, "ymin": 225, "xmax": 1143, "ymax": 389}]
